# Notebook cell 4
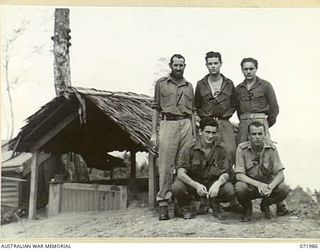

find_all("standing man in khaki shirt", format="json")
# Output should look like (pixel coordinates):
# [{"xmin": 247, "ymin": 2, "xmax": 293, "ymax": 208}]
[
  {"xmin": 150, "ymin": 54, "xmax": 196, "ymax": 220},
  {"xmin": 235, "ymin": 57, "xmax": 279, "ymax": 145}
]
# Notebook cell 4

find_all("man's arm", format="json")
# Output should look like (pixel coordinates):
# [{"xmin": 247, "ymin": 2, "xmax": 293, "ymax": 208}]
[
  {"xmin": 236, "ymin": 173, "xmax": 271, "ymax": 195},
  {"xmin": 230, "ymin": 82, "xmax": 238, "ymax": 115},
  {"xmin": 194, "ymin": 82, "xmax": 203, "ymax": 118},
  {"xmin": 191, "ymin": 112, "xmax": 197, "ymax": 137},
  {"xmin": 208, "ymin": 173, "xmax": 230, "ymax": 198},
  {"xmin": 150, "ymin": 80, "xmax": 161, "ymax": 146},
  {"xmin": 266, "ymin": 83, "xmax": 279, "ymax": 128},
  {"xmin": 177, "ymin": 168, "xmax": 208, "ymax": 196},
  {"xmin": 268, "ymin": 170, "xmax": 285, "ymax": 191},
  {"xmin": 150, "ymin": 109, "xmax": 159, "ymax": 147}
]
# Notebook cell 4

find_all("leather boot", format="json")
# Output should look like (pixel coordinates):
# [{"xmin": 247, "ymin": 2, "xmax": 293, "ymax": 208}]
[
  {"xmin": 182, "ymin": 205, "xmax": 195, "ymax": 220},
  {"xmin": 210, "ymin": 199, "xmax": 226, "ymax": 220},
  {"xmin": 159, "ymin": 206, "xmax": 169, "ymax": 220},
  {"xmin": 276, "ymin": 204, "xmax": 290, "ymax": 216},
  {"xmin": 260, "ymin": 199, "xmax": 272, "ymax": 219},
  {"xmin": 241, "ymin": 201, "xmax": 253, "ymax": 222},
  {"xmin": 197, "ymin": 196, "xmax": 209, "ymax": 215}
]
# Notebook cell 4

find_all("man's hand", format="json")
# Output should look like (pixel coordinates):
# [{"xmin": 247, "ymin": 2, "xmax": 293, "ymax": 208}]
[
  {"xmin": 149, "ymin": 133, "xmax": 158, "ymax": 148},
  {"xmin": 257, "ymin": 182, "xmax": 271, "ymax": 196},
  {"xmin": 266, "ymin": 184, "xmax": 275, "ymax": 195},
  {"xmin": 195, "ymin": 183, "xmax": 208, "ymax": 197},
  {"xmin": 208, "ymin": 181, "xmax": 221, "ymax": 198}
]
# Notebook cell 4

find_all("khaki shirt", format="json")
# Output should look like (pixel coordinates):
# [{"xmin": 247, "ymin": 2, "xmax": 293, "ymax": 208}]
[
  {"xmin": 235, "ymin": 141, "xmax": 284, "ymax": 184},
  {"xmin": 178, "ymin": 139, "xmax": 229, "ymax": 184},
  {"xmin": 152, "ymin": 75, "xmax": 195, "ymax": 115},
  {"xmin": 195, "ymin": 74, "xmax": 236, "ymax": 119},
  {"xmin": 235, "ymin": 77, "xmax": 279, "ymax": 127}
]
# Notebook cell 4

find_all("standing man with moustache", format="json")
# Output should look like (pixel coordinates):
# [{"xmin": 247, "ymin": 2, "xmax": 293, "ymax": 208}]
[
  {"xmin": 195, "ymin": 51, "xmax": 240, "ymax": 213},
  {"xmin": 235, "ymin": 57, "xmax": 289, "ymax": 216},
  {"xmin": 150, "ymin": 54, "xmax": 196, "ymax": 220}
]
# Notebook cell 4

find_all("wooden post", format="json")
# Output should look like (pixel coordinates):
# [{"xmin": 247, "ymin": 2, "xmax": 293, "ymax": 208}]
[
  {"xmin": 48, "ymin": 183, "xmax": 62, "ymax": 217},
  {"xmin": 148, "ymin": 153, "xmax": 157, "ymax": 207},
  {"xmin": 130, "ymin": 151, "xmax": 136, "ymax": 180},
  {"xmin": 52, "ymin": 8, "xmax": 71, "ymax": 96},
  {"xmin": 28, "ymin": 151, "xmax": 39, "ymax": 219}
]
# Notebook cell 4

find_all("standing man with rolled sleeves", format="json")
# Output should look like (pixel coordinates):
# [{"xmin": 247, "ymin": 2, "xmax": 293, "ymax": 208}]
[
  {"xmin": 235, "ymin": 57, "xmax": 289, "ymax": 216},
  {"xmin": 195, "ymin": 51, "xmax": 240, "ymax": 213},
  {"xmin": 150, "ymin": 54, "xmax": 196, "ymax": 220}
]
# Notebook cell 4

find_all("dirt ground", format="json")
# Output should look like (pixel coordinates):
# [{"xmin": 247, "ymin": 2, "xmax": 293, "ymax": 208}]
[{"xmin": 1, "ymin": 187, "xmax": 320, "ymax": 239}]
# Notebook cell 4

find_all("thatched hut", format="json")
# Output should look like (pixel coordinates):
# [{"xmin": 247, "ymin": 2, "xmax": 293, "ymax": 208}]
[{"xmin": 9, "ymin": 86, "xmax": 158, "ymax": 218}]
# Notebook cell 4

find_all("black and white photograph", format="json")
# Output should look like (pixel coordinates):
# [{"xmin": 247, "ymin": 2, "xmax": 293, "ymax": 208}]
[{"xmin": 1, "ymin": 2, "xmax": 320, "ymax": 241}]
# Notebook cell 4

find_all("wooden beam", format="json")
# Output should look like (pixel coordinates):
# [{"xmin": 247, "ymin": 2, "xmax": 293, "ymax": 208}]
[
  {"xmin": 1, "ymin": 176, "xmax": 27, "ymax": 182},
  {"xmin": 28, "ymin": 151, "xmax": 39, "ymax": 219},
  {"xmin": 30, "ymin": 112, "xmax": 78, "ymax": 152},
  {"xmin": 148, "ymin": 153, "xmax": 157, "ymax": 208},
  {"xmin": 22, "ymin": 101, "xmax": 67, "ymax": 142}
]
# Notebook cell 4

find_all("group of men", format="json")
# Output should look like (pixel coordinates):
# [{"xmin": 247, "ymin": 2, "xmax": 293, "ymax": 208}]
[{"xmin": 150, "ymin": 52, "xmax": 290, "ymax": 222}]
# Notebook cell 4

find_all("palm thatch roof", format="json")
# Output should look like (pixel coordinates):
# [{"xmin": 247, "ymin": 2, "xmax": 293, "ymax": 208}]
[{"xmin": 10, "ymin": 87, "xmax": 154, "ymax": 156}]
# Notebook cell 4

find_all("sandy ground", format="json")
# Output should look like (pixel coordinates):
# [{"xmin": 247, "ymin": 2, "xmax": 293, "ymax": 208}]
[{"xmin": 1, "ymin": 188, "xmax": 320, "ymax": 239}]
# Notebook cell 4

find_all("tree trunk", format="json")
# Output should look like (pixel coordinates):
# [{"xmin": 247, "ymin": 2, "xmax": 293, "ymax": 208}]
[
  {"xmin": 52, "ymin": 8, "xmax": 71, "ymax": 96},
  {"xmin": 5, "ymin": 59, "xmax": 15, "ymax": 140}
]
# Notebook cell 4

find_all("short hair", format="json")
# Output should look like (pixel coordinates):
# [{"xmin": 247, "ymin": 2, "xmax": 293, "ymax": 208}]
[
  {"xmin": 205, "ymin": 51, "xmax": 222, "ymax": 63},
  {"xmin": 248, "ymin": 121, "xmax": 266, "ymax": 134},
  {"xmin": 169, "ymin": 54, "xmax": 185, "ymax": 65},
  {"xmin": 240, "ymin": 57, "xmax": 258, "ymax": 69},
  {"xmin": 200, "ymin": 117, "xmax": 219, "ymax": 130}
]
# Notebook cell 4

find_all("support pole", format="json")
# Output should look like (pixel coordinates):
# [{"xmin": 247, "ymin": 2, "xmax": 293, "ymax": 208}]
[
  {"xmin": 148, "ymin": 153, "xmax": 157, "ymax": 207},
  {"xmin": 28, "ymin": 151, "xmax": 39, "ymax": 219},
  {"xmin": 130, "ymin": 150, "xmax": 136, "ymax": 180}
]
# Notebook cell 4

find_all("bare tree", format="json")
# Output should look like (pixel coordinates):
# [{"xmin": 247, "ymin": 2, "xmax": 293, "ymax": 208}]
[
  {"xmin": 2, "ymin": 20, "xmax": 30, "ymax": 139},
  {"xmin": 1, "ymin": 9, "xmax": 52, "ymax": 140}
]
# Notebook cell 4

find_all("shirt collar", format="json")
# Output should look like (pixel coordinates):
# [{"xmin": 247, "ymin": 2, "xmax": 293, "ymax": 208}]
[
  {"xmin": 203, "ymin": 73, "xmax": 227, "ymax": 83},
  {"xmin": 167, "ymin": 74, "xmax": 188, "ymax": 87},
  {"xmin": 247, "ymin": 140, "xmax": 274, "ymax": 150},
  {"xmin": 194, "ymin": 139, "xmax": 218, "ymax": 152},
  {"xmin": 239, "ymin": 76, "xmax": 262, "ymax": 88}
]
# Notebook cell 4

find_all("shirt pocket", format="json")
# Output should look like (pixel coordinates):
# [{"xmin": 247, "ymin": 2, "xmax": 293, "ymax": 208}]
[
  {"xmin": 178, "ymin": 90, "xmax": 193, "ymax": 110},
  {"xmin": 203, "ymin": 90, "xmax": 214, "ymax": 103},
  {"xmin": 261, "ymin": 160, "xmax": 273, "ymax": 177},
  {"xmin": 190, "ymin": 159, "xmax": 202, "ymax": 177},
  {"xmin": 161, "ymin": 91, "xmax": 174, "ymax": 107},
  {"xmin": 208, "ymin": 161, "xmax": 226, "ymax": 178},
  {"xmin": 216, "ymin": 94, "xmax": 227, "ymax": 105},
  {"xmin": 252, "ymin": 92, "xmax": 267, "ymax": 109}
]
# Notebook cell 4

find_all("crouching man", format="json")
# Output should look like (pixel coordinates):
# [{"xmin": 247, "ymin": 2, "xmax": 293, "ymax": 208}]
[
  {"xmin": 235, "ymin": 121, "xmax": 290, "ymax": 222},
  {"xmin": 172, "ymin": 117, "xmax": 235, "ymax": 220}
]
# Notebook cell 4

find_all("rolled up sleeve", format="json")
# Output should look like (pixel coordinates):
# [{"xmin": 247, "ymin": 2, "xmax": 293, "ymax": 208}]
[
  {"xmin": 152, "ymin": 80, "xmax": 161, "ymax": 110},
  {"xmin": 177, "ymin": 146, "xmax": 192, "ymax": 172},
  {"xmin": 234, "ymin": 146, "xmax": 246, "ymax": 174},
  {"xmin": 272, "ymin": 148, "xmax": 285, "ymax": 174},
  {"xmin": 266, "ymin": 83, "xmax": 279, "ymax": 127}
]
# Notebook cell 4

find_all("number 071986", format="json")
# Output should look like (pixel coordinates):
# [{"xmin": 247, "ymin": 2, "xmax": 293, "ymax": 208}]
[{"xmin": 300, "ymin": 244, "xmax": 318, "ymax": 248}]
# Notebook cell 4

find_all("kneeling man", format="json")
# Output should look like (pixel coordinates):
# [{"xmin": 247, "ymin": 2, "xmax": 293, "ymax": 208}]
[
  {"xmin": 172, "ymin": 117, "xmax": 235, "ymax": 220},
  {"xmin": 235, "ymin": 121, "xmax": 290, "ymax": 222}
]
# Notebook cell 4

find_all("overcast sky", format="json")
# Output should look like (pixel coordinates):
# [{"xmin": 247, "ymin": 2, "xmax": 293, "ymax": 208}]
[{"xmin": 1, "ymin": 6, "xmax": 320, "ymax": 190}]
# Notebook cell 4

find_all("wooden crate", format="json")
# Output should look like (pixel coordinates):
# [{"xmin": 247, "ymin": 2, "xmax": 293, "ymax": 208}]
[{"xmin": 48, "ymin": 182, "xmax": 127, "ymax": 216}]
